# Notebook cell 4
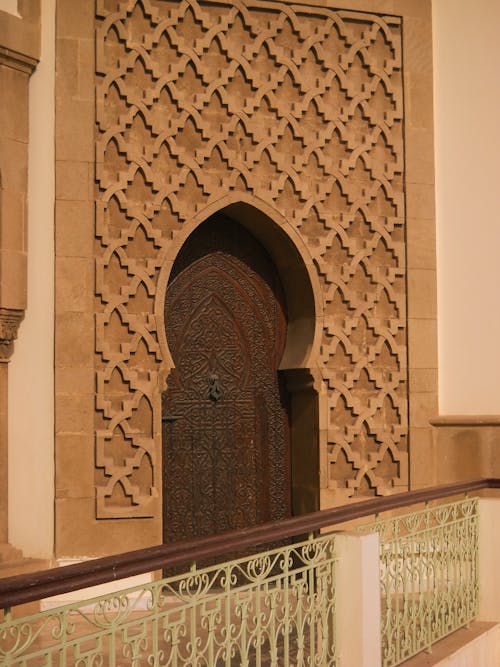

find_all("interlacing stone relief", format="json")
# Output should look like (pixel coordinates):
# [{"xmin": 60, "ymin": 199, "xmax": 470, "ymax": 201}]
[{"xmin": 95, "ymin": 0, "xmax": 408, "ymax": 517}]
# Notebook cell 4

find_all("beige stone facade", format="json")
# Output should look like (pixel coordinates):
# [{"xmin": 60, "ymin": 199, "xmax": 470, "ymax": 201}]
[
  {"xmin": 52, "ymin": 0, "xmax": 437, "ymax": 557},
  {"xmin": 0, "ymin": 0, "xmax": 499, "ymax": 563}
]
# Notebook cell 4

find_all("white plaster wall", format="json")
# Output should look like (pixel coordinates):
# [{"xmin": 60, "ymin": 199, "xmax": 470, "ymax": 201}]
[
  {"xmin": 8, "ymin": 0, "xmax": 55, "ymax": 558},
  {"xmin": 433, "ymin": 0, "xmax": 500, "ymax": 414},
  {"xmin": 478, "ymin": 498, "xmax": 500, "ymax": 621}
]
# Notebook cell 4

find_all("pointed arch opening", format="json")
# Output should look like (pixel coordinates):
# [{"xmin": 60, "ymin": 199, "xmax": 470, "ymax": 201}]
[{"xmin": 159, "ymin": 201, "xmax": 321, "ymax": 543}]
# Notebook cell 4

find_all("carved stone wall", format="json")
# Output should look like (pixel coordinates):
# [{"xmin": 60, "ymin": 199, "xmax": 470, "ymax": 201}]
[{"xmin": 95, "ymin": 0, "xmax": 408, "ymax": 519}]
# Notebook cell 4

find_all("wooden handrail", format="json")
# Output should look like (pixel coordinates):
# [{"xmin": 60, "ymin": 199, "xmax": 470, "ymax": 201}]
[{"xmin": 1, "ymin": 478, "xmax": 498, "ymax": 609}]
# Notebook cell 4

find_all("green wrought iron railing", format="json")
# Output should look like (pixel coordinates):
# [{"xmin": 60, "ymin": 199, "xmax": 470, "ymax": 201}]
[
  {"xmin": 0, "ymin": 535, "xmax": 337, "ymax": 666},
  {"xmin": 0, "ymin": 478, "xmax": 498, "ymax": 666},
  {"xmin": 359, "ymin": 497, "xmax": 479, "ymax": 667}
]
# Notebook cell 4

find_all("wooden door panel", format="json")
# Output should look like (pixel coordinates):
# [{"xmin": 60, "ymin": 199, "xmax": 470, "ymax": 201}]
[{"xmin": 162, "ymin": 216, "xmax": 290, "ymax": 544}]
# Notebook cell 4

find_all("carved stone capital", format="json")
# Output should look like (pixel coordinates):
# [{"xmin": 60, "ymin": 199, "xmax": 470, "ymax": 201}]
[{"xmin": 0, "ymin": 309, "xmax": 24, "ymax": 362}]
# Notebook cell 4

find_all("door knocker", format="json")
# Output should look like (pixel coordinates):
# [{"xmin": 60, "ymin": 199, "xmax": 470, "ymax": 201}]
[{"xmin": 208, "ymin": 373, "xmax": 223, "ymax": 402}]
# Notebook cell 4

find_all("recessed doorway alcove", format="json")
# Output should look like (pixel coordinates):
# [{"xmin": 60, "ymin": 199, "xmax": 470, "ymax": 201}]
[{"xmin": 160, "ymin": 204, "xmax": 320, "ymax": 541}]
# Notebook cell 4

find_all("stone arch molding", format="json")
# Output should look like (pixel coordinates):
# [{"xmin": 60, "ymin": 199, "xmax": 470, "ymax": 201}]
[
  {"xmin": 94, "ymin": 0, "xmax": 409, "ymax": 518},
  {"xmin": 155, "ymin": 195, "xmax": 323, "ymax": 376}
]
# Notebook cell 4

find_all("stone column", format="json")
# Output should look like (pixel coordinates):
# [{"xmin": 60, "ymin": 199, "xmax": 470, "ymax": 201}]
[
  {"xmin": 0, "ymin": 309, "xmax": 23, "ymax": 542},
  {"xmin": 335, "ymin": 531, "xmax": 382, "ymax": 667},
  {"xmin": 0, "ymin": 2, "xmax": 40, "ymax": 554}
]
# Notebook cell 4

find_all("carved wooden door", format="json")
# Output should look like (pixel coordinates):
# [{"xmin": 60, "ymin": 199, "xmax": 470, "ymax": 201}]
[{"xmin": 162, "ymin": 216, "xmax": 291, "ymax": 543}]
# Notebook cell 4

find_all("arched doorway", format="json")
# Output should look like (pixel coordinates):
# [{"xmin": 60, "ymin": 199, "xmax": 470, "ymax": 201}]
[{"xmin": 162, "ymin": 214, "xmax": 291, "ymax": 543}]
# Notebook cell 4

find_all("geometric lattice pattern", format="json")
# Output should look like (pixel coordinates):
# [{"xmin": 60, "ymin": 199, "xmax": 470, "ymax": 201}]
[{"xmin": 95, "ymin": 0, "xmax": 408, "ymax": 517}]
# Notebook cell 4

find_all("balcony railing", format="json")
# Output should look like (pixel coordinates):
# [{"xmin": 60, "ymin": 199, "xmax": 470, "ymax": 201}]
[
  {"xmin": 0, "ymin": 478, "xmax": 498, "ymax": 666},
  {"xmin": 0, "ymin": 536, "xmax": 338, "ymax": 666},
  {"xmin": 359, "ymin": 497, "xmax": 479, "ymax": 666}
]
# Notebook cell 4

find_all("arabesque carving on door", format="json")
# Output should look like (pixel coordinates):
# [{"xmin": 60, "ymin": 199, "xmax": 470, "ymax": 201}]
[{"xmin": 162, "ymin": 215, "xmax": 295, "ymax": 540}]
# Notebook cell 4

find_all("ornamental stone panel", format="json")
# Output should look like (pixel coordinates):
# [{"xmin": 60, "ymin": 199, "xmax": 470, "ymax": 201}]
[{"xmin": 94, "ymin": 0, "xmax": 408, "ymax": 518}]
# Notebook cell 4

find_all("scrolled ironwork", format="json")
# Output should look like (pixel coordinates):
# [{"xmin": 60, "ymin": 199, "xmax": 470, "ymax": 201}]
[
  {"xmin": 359, "ymin": 497, "xmax": 479, "ymax": 667},
  {"xmin": 0, "ymin": 535, "xmax": 337, "ymax": 666},
  {"xmin": 0, "ymin": 479, "xmax": 498, "ymax": 666}
]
